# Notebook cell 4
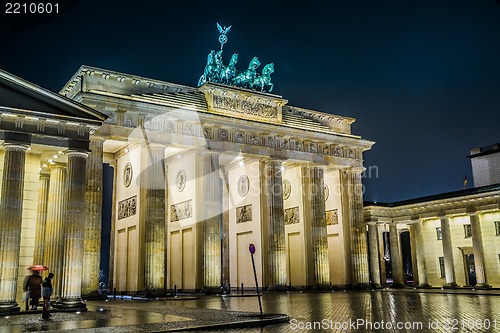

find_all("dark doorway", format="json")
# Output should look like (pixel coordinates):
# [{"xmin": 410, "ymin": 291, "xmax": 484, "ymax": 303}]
[
  {"xmin": 400, "ymin": 231, "xmax": 413, "ymax": 285},
  {"xmin": 464, "ymin": 254, "xmax": 476, "ymax": 286}
]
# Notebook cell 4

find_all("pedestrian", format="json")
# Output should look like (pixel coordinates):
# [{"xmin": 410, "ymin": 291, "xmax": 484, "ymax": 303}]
[
  {"xmin": 25, "ymin": 270, "xmax": 43, "ymax": 310},
  {"xmin": 41, "ymin": 272, "xmax": 54, "ymax": 319}
]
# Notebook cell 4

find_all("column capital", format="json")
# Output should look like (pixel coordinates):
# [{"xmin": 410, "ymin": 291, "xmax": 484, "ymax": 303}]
[
  {"xmin": 346, "ymin": 166, "xmax": 365, "ymax": 175},
  {"xmin": 89, "ymin": 135, "xmax": 107, "ymax": 143},
  {"xmin": 2, "ymin": 143, "xmax": 29, "ymax": 152},
  {"xmin": 66, "ymin": 151, "xmax": 89, "ymax": 159},
  {"xmin": 200, "ymin": 150, "xmax": 220, "ymax": 157}
]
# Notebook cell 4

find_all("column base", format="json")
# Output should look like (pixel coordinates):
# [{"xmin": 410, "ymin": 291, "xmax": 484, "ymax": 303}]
[
  {"xmin": 417, "ymin": 283, "xmax": 432, "ymax": 288},
  {"xmin": 53, "ymin": 298, "xmax": 87, "ymax": 312},
  {"xmin": 371, "ymin": 283, "xmax": 383, "ymax": 289},
  {"xmin": 474, "ymin": 283, "xmax": 491, "ymax": 289},
  {"xmin": 140, "ymin": 289, "xmax": 166, "ymax": 298},
  {"xmin": 0, "ymin": 301, "xmax": 20, "ymax": 315},
  {"xmin": 81, "ymin": 291, "xmax": 106, "ymax": 300},
  {"xmin": 443, "ymin": 282, "xmax": 458, "ymax": 289},
  {"xmin": 391, "ymin": 282, "xmax": 406, "ymax": 289},
  {"xmin": 351, "ymin": 283, "xmax": 373, "ymax": 290},
  {"xmin": 201, "ymin": 286, "xmax": 225, "ymax": 294},
  {"xmin": 266, "ymin": 285, "xmax": 288, "ymax": 292}
]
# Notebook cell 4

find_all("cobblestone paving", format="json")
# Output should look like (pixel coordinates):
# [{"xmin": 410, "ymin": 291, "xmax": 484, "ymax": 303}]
[
  {"xmin": 0, "ymin": 291, "xmax": 499, "ymax": 332},
  {"xmin": 179, "ymin": 291, "xmax": 500, "ymax": 332}
]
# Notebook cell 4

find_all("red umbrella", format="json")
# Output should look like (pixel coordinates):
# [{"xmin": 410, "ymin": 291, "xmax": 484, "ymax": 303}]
[{"xmin": 28, "ymin": 265, "xmax": 48, "ymax": 271}]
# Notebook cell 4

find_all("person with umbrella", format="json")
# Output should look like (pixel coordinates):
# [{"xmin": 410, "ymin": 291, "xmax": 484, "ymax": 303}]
[{"xmin": 25, "ymin": 269, "xmax": 43, "ymax": 310}]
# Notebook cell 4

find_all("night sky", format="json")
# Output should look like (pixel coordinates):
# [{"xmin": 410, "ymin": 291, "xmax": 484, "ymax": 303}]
[{"xmin": 1, "ymin": 0, "xmax": 499, "ymax": 202}]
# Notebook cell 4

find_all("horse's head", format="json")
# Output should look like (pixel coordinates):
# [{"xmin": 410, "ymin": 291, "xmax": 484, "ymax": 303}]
[
  {"xmin": 248, "ymin": 57, "xmax": 261, "ymax": 70},
  {"xmin": 215, "ymin": 50, "xmax": 224, "ymax": 67},
  {"xmin": 229, "ymin": 53, "xmax": 238, "ymax": 66},
  {"xmin": 207, "ymin": 50, "xmax": 215, "ymax": 65},
  {"xmin": 262, "ymin": 63, "xmax": 274, "ymax": 75}
]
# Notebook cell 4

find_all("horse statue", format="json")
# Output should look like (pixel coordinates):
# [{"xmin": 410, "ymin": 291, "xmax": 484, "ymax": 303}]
[
  {"xmin": 253, "ymin": 63, "xmax": 274, "ymax": 92},
  {"xmin": 221, "ymin": 53, "xmax": 238, "ymax": 85},
  {"xmin": 234, "ymin": 57, "xmax": 261, "ymax": 89},
  {"xmin": 213, "ymin": 49, "xmax": 225, "ymax": 83},
  {"xmin": 198, "ymin": 50, "xmax": 216, "ymax": 86}
]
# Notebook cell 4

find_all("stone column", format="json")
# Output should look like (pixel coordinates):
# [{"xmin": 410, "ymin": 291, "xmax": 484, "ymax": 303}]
[
  {"xmin": 200, "ymin": 152, "xmax": 222, "ymax": 292},
  {"xmin": 0, "ymin": 144, "xmax": 28, "ymax": 314},
  {"xmin": 469, "ymin": 213, "xmax": 489, "ymax": 288},
  {"xmin": 143, "ymin": 145, "xmax": 166, "ymax": 294},
  {"xmin": 82, "ymin": 138, "xmax": 104, "ymax": 296},
  {"xmin": 82, "ymin": 138, "xmax": 103, "ymax": 296},
  {"xmin": 368, "ymin": 223, "xmax": 382, "ymax": 288},
  {"xmin": 43, "ymin": 164, "xmax": 67, "ymax": 298},
  {"xmin": 440, "ymin": 216, "xmax": 457, "ymax": 288},
  {"xmin": 264, "ymin": 160, "xmax": 287, "ymax": 289},
  {"xmin": 33, "ymin": 173, "xmax": 50, "ymax": 264},
  {"xmin": 389, "ymin": 223, "xmax": 404, "ymax": 287},
  {"xmin": 378, "ymin": 230, "xmax": 387, "ymax": 285},
  {"xmin": 308, "ymin": 167, "xmax": 330, "ymax": 287},
  {"xmin": 107, "ymin": 162, "xmax": 118, "ymax": 291},
  {"xmin": 346, "ymin": 169, "xmax": 370, "ymax": 288},
  {"xmin": 221, "ymin": 170, "xmax": 230, "ymax": 292},
  {"xmin": 413, "ymin": 219, "xmax": 430, "ymax": 287},
  {"xmin": 58, "ymin": 151, "xmax": 88, "ymax": 310}
]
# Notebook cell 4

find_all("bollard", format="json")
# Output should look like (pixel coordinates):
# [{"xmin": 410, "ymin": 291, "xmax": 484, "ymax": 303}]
[
  {"xmin": 241, "ymin": 283, "xmax": 244, "ymax": 294},
  {"xmin": 228, "ymin": 283, "xmax": 231, "ymax": 293},
  {"xmin": 174, "ymin": 285, "xmax": 177, "ymax": 297},
  {"xmin": 113, "ymin": 288, "xmax": 116, "ymax": 300}
]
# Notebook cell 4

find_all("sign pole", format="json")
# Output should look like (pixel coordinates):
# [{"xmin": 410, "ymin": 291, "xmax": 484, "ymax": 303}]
[{"xmin": 249, "ymin": 244, "xmax": 263, "ymax": 318}]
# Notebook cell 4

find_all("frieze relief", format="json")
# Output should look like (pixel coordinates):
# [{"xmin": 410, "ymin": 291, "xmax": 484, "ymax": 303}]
[
  {"xmin": 326, "ymin": 209, "xmax": 339, "ymax": 225},
  {"xmin": 284, "ymin": 206, "xmax": 300, "ymax": 225},
  {"xmin": 171, "ymin": 200, "xmax": 192, "ymax": 222},
  {"xmin": 234, "ymin": 132, "xmax": 245, "ymax": 143},
  {"xmin": 213, "ymin": 95, "xmax": 278, "ymax": 120},
  {"xmin": 118, "ymin": 195, "xmax": 137, "ymax": 220},
  {"xmin": 218, "ymin": 128, "xmax": 228, "ymax": 141}
]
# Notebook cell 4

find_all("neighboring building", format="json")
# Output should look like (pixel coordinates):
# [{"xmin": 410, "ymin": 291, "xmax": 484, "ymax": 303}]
[
  {"xmin": 0, "ymin": 66, "xmax": 374, "ymax": 314},
  {"xmin": 364, "ymin": 148, "xmax": 500, "ymax": 289},
  {"xmin": 469, "ymin": 143, "xmax": 500, "ymax": 187}
]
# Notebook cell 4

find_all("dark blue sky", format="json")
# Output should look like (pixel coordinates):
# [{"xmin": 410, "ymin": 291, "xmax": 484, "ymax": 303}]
[{"xmin": 2, "ymin": 0, "xmax": 499, "ymax": 202}]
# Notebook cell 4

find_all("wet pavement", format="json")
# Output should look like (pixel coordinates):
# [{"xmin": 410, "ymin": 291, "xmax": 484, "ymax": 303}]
[{"xmin": 1, "ymin": 289, "xmax": 500, "ymax": 332}]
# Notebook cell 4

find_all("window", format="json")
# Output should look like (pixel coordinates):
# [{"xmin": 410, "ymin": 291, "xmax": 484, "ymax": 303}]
[
  {"xmin": 495, "ymin": 221, "xmax": 500, "ymax": 236},
  {"xmin": 463, "ymin": 224, "xmax": 472, "ymax": 238},
  {"xmin": 436, "ymin": 227, "xmax": 442, "ymax": 240},
  {"xmin": 439, "ymin": 257, "xmax": 445, "ymax": 278}
]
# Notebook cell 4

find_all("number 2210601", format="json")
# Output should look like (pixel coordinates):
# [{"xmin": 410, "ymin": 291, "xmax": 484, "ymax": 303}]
[{"xmin": 5, "ymin": 3, "xmax": 59, "ymax": 14}]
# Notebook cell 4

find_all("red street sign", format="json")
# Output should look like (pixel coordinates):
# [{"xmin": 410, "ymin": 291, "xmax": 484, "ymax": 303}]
[{"xmin": 249, "ymin": 244, "xmax": 255, "ymax": 254}]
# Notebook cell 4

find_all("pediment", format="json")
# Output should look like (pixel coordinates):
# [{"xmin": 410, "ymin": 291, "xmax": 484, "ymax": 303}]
[{"xmin": 0, "ymin": 69, "xmax": 106, "ymax": 124}]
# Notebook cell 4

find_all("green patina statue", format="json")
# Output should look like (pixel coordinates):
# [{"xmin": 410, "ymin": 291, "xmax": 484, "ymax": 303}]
[{"xmin": 198, "ymin": 23, "xmax": 275, "ymax": 93}]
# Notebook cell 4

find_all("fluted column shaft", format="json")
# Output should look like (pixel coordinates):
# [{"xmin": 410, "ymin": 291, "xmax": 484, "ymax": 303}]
[
  {"xmin": 308, "ymin": 167, "xmax": 330, "ymax": 287},
  {"xmin": 0, "ymin": 144, "xmax": 28, "ymax": 314},
  {"xmin": 264, "ymin": 161, "xmax": 286, "ymax": 289},
  {"xmin": 440, "ymin": 216, "xmax": 457, "ymax": 287},
  {"xmin": 201, "ymin": 152, "xmax": 222, "ymax": 290},
  {"xmin": 33, "ymin": 174, "xmax": 50, "ymax": 264},
  {"xmin": 82, "ymin": 139, "xmax": 104, "ymax": 295},
  {"xmin": 414, "ymin": 220, "xmax": 430, "ymax": 287},
  {"xmin": 59, "ymin": 152, "xmax": 88, "ymax": 309},
  {"xmin": 470, "ymin": 214, "xmax": 488, "ymax": 287},
  {"xmin": 389, "ymin": 223, "xmax": 404, "ymax": 287},
  {"xmin": 368, "ymin": 224, "xmax": 382, "ymax": 287},
  {"xmin": 44, "ymin": 165, "xmax": 67, "ymax": 298},
  {"xmin": 144, "ymin": 146, "xmax": 166, "ymax": 293},
  {"xmin": 346, "ymin": 169, "xmax": 370, "ymax": 288}
]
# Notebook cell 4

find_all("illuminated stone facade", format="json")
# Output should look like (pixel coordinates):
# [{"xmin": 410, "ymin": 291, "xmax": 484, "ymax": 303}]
[
  {"xmin": 0, "ymin": 65, "xmax": 374, "ymax": 313},
  {"xmin": 365, "ymin": 184, "xmax": 500, "ymax": 288}
]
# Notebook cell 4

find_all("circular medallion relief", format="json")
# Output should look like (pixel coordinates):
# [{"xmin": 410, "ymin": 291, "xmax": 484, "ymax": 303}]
[
  {"xmin": 324, "ymin": 184, "xmax": 330, "ymax": 201},
  {"xmin": 123, "ymin": 162, "xmax": 133, "ymax": 188},
  {"xmin": 176, "ymin": 169, "xmax": 186, "ymax": 192},
  {"xmin": 237, "ymin": 175, "xmax": 250, "ymax": 197},
  {"xmin": 282, "ymin": 179, "xmax": 291, "ymax": 200}
]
